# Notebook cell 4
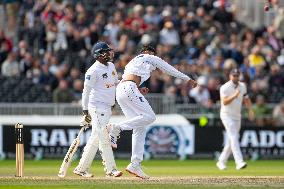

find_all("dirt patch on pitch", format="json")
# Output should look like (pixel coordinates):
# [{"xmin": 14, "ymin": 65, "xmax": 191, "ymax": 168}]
[
  {"xmin": 151, "ymin": 176, "xmax": 284, "ymax": 186},
  {"xmin": 1, "ymin": 176, "xmax": 284, "ymax": 186}
]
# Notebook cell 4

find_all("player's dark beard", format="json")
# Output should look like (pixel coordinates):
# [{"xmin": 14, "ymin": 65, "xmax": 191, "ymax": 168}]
[
  {"xmin": 101, "ymin": 52, "xmax": 111, "ymax": 62},
  {"xmin": 232, "ymin": 80, "xmax": 239, "ymax": 87}
]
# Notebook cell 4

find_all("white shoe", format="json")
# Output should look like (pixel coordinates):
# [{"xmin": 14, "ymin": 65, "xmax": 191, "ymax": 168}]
[
  {"xmin": 58, "ymin": 172, "xmax": 66, "ymax": 178},
  {"xmin": 236, "ymin": 162, "xmax": 247, "ymax": 170},
  {"xmin": 126, "ymin": 163, "xmax": 150, "ymax": 179},
  {"xmin": 216, "ymin": 161, "xmax": 227, "ymax": 170},
  {"xmin": 106, "ymin": 169, "xmax": 123, "ymax": 177},
  {"xmin": 106, "ymin": 123, "xmax": 121, "ymax": 149},
  {"xmin": 73, "ymin": 168, "xmax": 94, "ymax": 177}
]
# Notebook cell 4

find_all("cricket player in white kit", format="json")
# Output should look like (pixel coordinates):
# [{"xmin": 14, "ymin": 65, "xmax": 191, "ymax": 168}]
[
  {"xmin": 107, "ymin": 45, "xmax": 197, "ymax": 179},
  {"xmin": 217, "ymin": 68, "xmax": 254, "ymax": 170},
  {"xmin": 73, "ymin": 42, "xmax": 122, "ymax": 177}
]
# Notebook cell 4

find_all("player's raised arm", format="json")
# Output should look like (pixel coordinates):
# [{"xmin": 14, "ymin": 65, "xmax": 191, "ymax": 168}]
[{"xmin": 146, "ymin": 54, "xmax": 197, "ymax": 88}]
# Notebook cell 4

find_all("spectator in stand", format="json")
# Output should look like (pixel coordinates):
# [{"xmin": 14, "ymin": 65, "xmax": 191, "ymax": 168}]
[
  {"xmin": 252, "ymin": 95, "xmax": 271, "ymax": 127},
  {"xmin": 1, "ymin": 52, "xmax": 20, "ymax": 77},
  {"xmin": 159, "ymin": 8, "xmax": 175, "ymax": 29},
  {"xmin": 226, "ymin": 33, "xmax": 244, "ymax": 65},
  {"xmin": 6, "ymin": 0, "xmax": 19, "ymax": 37},
  {"xmin": 267, "ymin": 26, "xmax": 283, "ymax": 52},
  {"xmin": 207, "ymin": 77, "xmax": 220, "ymax": 103},
  {"xmin": 186, "ymin": 12, "xmax": 199, "ymax": 33},
  {"xmin": 52, "ymin": 79, "xmax": 73, "ymax": 103},
  {"xmin": 66, "ymin": 67, "xmax": 81, "ymax": 86},
  {"xmin": 0, "ymin": 29, "xmax": 13, "ymax": 65},
  {"xmin": 268, "ymin": 64, "xmax": 284, "ymax": 94},
  {"xmin": 248, "ymin": 46, "xmax": 266, "ymax": 68},
  {"xmin": 176, "ymin": 82, "xmax": 196, "ymax": 104},
  {"xmin": 74, "ymin": 3, "xmax": 89, "ymax": 30},
  {"xmin": 256, "ymin": 36, "xmax": 272, "ymax": 59},
  {"xmin": 72, "ymin": 79, "xmax": 83, "ymax": 103},
  {"xmin": 189, "ymin": 76, "xmax": 212, "ymax": 107},
  {"xmin": 176, "ymin": 6, "xmax": 188, "ymax": 38},
  {"xmin": 26, "ymin": 58, "xmax": 41, "ymax": 84},
  {"xmin": 159, "ymin": 21, "xmax": 180, "ymax": 46},
  {"xmin": 39, "ymin": 64, "xmax": 57, "ymax": 92},
  {"xmin": 45, "ymin": 19, "xmax": 57, "ymax": 52},
  {"xmin": 18, "ymin": 40, "xmax": 29, "ymax": 59},
  {"xmin": 277, "ymin": 49, "xmax": 284, "ymax": 66},
  {"xmin": 147, "ymin": 70, "xmax": 164, "ymax": 93},
  {"xmin": 48, "ymin": 55, "xmax": 60, "ymax": 75},
  {"xmin": 272, "ymin": 99, "xmax": 284, "ymax": 126},
  {"xmin": 240, "ymin": 57, "xmax": 256, "ymax": 82},
  {"xmin": 19, "ymin": 52, "xmax": 33, "ymax": 75},
  {"xmin": 143, "ymin": 6, "xmax": 160, "ymax": 25},
  {"xmin": 213, "ymin": 2, "xmax": 233, "ymax": 26},
  {"xmin": 165, "ymin": 85, "xmax": 177, "ymax": 98},
  {"xmin": 274, "ymin": 8, "xmax": 284, "ymax": 42},
  {"xmin": 105, "ymin": 11, "xmax": 123, "ymax": 49},
  {"xmin": 125, "ymin": 4, "xmax": 147, "ymax": 34}
]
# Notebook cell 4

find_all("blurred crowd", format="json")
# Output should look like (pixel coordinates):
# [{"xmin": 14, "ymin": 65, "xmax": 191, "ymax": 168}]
[{"xmin": 0, "ymin": 0, "xmax": 284, "ymax": 126}]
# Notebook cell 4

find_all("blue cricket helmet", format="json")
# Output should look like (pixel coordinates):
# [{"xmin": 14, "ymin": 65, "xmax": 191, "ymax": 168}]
[{"xmin": 91, "ymin": 41, "xmax": 112, "ymax": 59}]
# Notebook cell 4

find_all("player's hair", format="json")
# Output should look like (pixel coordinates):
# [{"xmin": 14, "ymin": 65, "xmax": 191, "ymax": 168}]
[{"xmin": 139, "ymin": 45, "xmax": 156, "ymax": 54}]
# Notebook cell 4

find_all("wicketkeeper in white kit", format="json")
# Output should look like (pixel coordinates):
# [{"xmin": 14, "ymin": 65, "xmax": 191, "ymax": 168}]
[
  {"xmin": 217, "ymin": 68, "xmax": 254, "ymax": 170},
  {"xmin": 107, "ymin": 45, "xmax": 197, "ymax": 179},
  {"xmin": 73, "ymin": 42, "xmax": 122, "ymax": 177}
]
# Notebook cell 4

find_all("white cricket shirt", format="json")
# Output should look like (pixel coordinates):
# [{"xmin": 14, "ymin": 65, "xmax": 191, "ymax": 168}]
[
  {"xmin": 123, "ymin": 54, "xmax": 191, "ymax": 86},
  {"xmin": 220, "ymin": 80, "xmax": 247, "ymax": 120},
  {"xmin": 82, "ymin": 61, "xmax": 118, "ymax": 110}
]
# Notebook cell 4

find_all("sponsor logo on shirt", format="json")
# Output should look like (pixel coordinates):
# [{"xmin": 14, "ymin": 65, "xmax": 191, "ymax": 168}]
[
  {"xmin": 86, "ymin": 75, "xmax": 91, "ymax": 80},
  {"xmin": 105, "ymin": 83, "xmax": 115, "ymax": 88}
]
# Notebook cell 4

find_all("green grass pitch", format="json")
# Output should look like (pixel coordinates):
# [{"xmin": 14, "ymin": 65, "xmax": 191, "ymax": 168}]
[{"xmin": 0, "ymin": 159, "xmax": 283, "ymax": 189}]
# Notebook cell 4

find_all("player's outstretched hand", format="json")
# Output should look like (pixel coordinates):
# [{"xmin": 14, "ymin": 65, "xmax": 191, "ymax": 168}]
[
  {"xmin": 139, "ymin": 87, "xmax": 149, "ymax": 95},
  {"xmin": 188, "ymin": 79, "xmax": 197, "ymax": 88}
]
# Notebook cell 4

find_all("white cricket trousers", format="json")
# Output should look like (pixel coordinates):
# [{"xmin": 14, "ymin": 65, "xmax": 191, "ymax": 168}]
[
  {"xmin": 219, "ymin": 116, "xmax": 244, "ymax": 165},
  {"xmin": 116, "ymin": 81, "xmax": 156, "ymax": 164},
  {"xmin": 77, "ymin": 105, "xmax": 116, "ymax": 172}
]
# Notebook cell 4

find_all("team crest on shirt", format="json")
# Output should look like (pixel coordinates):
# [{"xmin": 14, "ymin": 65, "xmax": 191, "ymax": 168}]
[{"xmin": 102, "ymin": 73, "xmax": 108, "ymax": 79}]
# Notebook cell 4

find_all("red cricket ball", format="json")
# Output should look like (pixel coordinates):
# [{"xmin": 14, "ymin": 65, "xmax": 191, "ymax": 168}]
[{"xmin": 264, "ymin": 5, "xmax": 269, "ymax": 11}]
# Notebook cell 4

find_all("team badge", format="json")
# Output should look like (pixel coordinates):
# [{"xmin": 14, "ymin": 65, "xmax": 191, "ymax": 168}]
[{"xmin": 102, "ymin": 73, "xmax": 108, "ymax": 79}]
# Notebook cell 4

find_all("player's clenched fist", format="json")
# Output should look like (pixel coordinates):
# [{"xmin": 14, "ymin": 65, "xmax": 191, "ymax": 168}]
[
  {"xmin": 139, "ymin": 87, "xmax": 149, "ymax": 95},
  {"xmin": 234, "ymin": 89, "xmax": 240, "ymax": 98},
  {"xmin": 188, "ymin": 79, "xmax": 197, "ymax": 88},
  {"xmin": 81, "ymin": 110, "xmax": 92, "ymax": 126}
]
